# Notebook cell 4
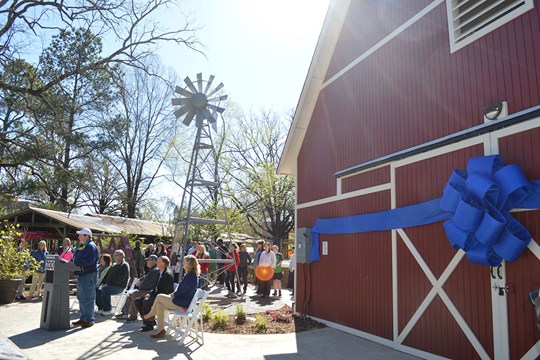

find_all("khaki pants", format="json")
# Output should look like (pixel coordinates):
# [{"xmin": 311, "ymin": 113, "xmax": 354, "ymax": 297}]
[
  {"xmin": 28, "ymin": 272, "xmax": 45, "ymax": 297},
  {"xmin": 125, "ymin": 289, "xmax": 151, "ymax": 317},
  {"xmin": 147, "ymin": 294, "xmax": 185, "ymax": 332}
]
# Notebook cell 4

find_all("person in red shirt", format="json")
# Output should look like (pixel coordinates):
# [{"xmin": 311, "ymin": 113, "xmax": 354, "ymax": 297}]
[
  {"xmin": 195, "ymin": 244, "xmax": 210, "ymax": 290},
  {"xmin": 225, "ymin": 242, "xmax": 240, "ymax": 297}
]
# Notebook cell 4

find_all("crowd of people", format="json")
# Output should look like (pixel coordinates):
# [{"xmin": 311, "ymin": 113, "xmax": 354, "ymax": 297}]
[{"xmin": 16, "ymin": 227, "xmax": 296, "ymax": 336}]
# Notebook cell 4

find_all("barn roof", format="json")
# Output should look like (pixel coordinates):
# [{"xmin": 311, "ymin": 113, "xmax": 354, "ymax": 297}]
[
  {"xmin": 278, "ymin": 0, "xmax": 350, "ymax": 175},
  {"xmin": 1, "ymin": 206, "xmax": 172, "ymax": 238}
]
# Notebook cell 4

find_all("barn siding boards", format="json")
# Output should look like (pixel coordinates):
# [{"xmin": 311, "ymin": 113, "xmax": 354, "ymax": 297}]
[
  {"xmin": 341, "ymin": 165, "xmax": 390, "ymax": 193},
  {"xmin": 325, "ymin": 0, "xmax": 433, "ymax": 82},
  {"xmin": 296, "ymin": 192, "xmax": 393, "ymax": 339},
  {"xmin": 297, "ymin": 231, "xmax": 393, "ymax": 340},
  {"xmin": 497, "ymin": 128, "xmax": 540, "ymax": 359},
  {"xmin": 297, "ymin": 1, "xmax": 540, "ymax": 205},
  {"xmin": 394, "ymin": 146, "xmax": 493, "ymax": 358},
  {"xmin": 297, "ymin": 191, "xmax": 391, "ymax": 228},
  {"xmin": 506, "ymin": 214, "xmax": 540, "ymax": 359}
]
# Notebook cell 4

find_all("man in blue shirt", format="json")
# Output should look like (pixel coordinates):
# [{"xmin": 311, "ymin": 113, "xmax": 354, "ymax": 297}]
[{"xmin": 72, "ymin": 228, "xmax": 99, "ymax": 328}]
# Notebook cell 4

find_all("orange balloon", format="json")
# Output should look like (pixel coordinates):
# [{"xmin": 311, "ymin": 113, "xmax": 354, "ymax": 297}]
[{"xmin": 255, "ymin": 266, "xmax": 274, "ymax": 281}]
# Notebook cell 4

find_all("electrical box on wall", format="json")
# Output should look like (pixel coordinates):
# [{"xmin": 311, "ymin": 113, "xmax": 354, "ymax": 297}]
[{"xmin": 296, "ymin": 227, "xmax": 312, "ymax": 263}]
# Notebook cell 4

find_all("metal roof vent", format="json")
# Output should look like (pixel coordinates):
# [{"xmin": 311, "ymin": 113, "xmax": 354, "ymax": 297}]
[{"xmin": 447, "ymin": 0, "xmax": 534, "ymax": 53}]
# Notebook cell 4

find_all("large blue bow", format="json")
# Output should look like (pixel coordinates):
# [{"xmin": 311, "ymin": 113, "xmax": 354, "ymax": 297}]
[{"xmin": 439, "ymin": 155, "xmax": 531, "ymax": 266}]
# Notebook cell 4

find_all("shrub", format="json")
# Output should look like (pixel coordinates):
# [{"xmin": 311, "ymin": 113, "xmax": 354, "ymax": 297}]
[
  {"xmin": 211, "ymin": 310, "xmax": 229, "ymax": 329},
  {"xmin": 235, "ymin": 303, "xmax": 246, "ymax": 320},
  {"xmin": 202, "ymin": 302, "xmax": 212, "ymax": 322},
  {"xmin": 0, "ymin": 222, "xmax": 39, "ymax": 280},
  {"xmin": 254, "ymin": 314, "xmax": 267, "ymax": 331},
  {"xmin": 271, "ymin": 313, "xmax": 292, "ymax": 323}
]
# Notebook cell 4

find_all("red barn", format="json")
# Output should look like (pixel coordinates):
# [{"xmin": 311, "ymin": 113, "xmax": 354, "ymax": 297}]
[{"xmin": 279, "ymin": 1, "xmax": 540, "ymax": 359}]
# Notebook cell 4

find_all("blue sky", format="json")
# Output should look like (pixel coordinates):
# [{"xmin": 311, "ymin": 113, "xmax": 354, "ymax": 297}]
[{"xmin": 158, "ymin": 0, "xmax": 330, "ymax": 113}]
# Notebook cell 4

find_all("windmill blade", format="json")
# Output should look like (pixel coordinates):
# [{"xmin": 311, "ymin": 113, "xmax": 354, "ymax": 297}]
[
  {"xmin": 182, "ymin": 108, "xmax": 196, "ymax": 126},
  {"xmin": 207, "ymin": 103, "xmax": 226, "ymax": 114},
  {"xmin": 196, "ymin": 73, "xmax": 203, "ymax": 92},
  {"xmin": 184, "ymin": 76, "xmax": 198, "ymax": 94},
  {"xmin": 174, "ymin": 105, "xmax": 191, "ymax": 119},
  {"xmin": 206, "ymin": 82, "xmax": 224, "ymax": 97},
  {"xmin": 171, "ymin": 97, "xmax": 192, "ymax": 106},
  {"xmin": 202, "ymin": 108, "xmax": 216, "ymax": 123},
  {"xmin": 203, "ymin": 75, "xmax": 215, "ymax": 94},
  {"xmin": 174, "ymin": 86, "xmax": 193, "ymax": 98},
  {"xmin": 209, "ymin": 109, "xmax": 219, "ymax": 131},
  {"xmin": 208, "ymin": 94, "xmax": 228, "ymax": 102}
]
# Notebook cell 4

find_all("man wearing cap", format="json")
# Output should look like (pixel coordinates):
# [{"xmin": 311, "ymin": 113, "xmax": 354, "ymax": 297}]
[
  {"xmin": 72, "ymin": 228, "xmax": 99, "ymax": 328},
  {"xmin": 116, "ymin": 254, "xmax": 160, "ymax": 321}
]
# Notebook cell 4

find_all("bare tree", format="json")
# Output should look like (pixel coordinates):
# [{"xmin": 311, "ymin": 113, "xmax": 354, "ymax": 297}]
[
  {"xmin": 100, "ymin": 57, "xmax": 177, "ymax": 218},
  {"xmin": 81, "ymin": 154, "xmax": 124, "ymax": 215},
  {"xmin": 222, "ymin": 110, "xmax": 295, "ymax": 248},
  {"xmin": 0, "ymin": 0, "xmax": 201, "ymax": 97}
]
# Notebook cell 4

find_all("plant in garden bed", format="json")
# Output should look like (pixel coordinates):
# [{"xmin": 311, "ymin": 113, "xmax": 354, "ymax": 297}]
[
  {"xmin": 211, "ymin": 310, "xmax": 229, "ymax": 329},
  {"xmin": 235, "ymin": 303, "xmax": 246, "ymax": 324},
  {"xmin": 253, "ymin": 314, "xmax": 267, "ymax": 332},
  {"xmin": 201, "ymin": 302, "xmax": 212, "ymax": 322},
  {"xmin": 271, "ymin": 312, "xmax": 292, "ymax": 323}
]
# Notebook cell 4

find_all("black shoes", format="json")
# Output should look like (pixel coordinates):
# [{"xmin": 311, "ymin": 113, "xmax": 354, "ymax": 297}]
[{"xmin": 141, "ymin": 325, "xmax": 154, "ymax": 332}]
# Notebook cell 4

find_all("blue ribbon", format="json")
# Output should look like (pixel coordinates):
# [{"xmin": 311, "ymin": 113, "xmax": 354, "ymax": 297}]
[{"xmin": 308, "ymin": 155, "xmax": 540, "ymax": 266}]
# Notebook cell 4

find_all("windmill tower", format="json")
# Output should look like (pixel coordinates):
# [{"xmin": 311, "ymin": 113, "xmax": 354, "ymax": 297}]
[{"xmin": 170, "ymin": 73, "xmax": 233, "ymax": 282}]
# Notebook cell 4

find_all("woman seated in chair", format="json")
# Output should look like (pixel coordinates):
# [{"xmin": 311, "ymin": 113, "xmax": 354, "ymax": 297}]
[{"xmin": 144, "ymin": 255, "xmax": 200, "ymax": 338}]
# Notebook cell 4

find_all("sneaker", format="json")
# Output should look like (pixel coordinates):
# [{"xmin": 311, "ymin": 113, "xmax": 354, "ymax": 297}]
[{"xmin": 101, "ymin": 310, "xmax": 115, "ymax": 316}]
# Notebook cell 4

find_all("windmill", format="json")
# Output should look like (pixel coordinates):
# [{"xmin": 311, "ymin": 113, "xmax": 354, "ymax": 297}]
[
  {"xmin": 171, "ymin": 73, "xmax": 227, "ymax": 130},
  {"xmin": 171, "ymin": 73, "xmax": 237, "ymax": 295}
]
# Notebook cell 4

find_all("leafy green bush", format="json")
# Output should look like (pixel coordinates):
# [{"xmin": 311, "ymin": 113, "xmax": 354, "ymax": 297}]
[
  {"xmin": 202, "ymin": 302, "xmax": 212, "ymax": 322},
  {"xmin": 211, "ymin": 310, "xmax": 229, "ymax": 329},
  {"xmin": 0, "ymin": 222, "xmax": 39, "ymax": 280},
  {"xmin": 254, "ymin": 314, "xmax": 267, "ymax": 331}
]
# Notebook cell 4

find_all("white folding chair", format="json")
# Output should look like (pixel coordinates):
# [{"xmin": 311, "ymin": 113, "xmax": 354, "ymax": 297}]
[
  {"xmin": 111, "ymin": 277, "xmax": 137, "ymax": 315},
  {"xmin": 165, "ymin": 289, "xmax": 208, "ymax": 345}
]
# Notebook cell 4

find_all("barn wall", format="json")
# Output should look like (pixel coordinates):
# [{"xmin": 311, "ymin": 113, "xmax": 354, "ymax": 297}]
[
  {"xmin": 297, "ymin": 192, "xmax": 393, "ymax": 340},
  {"xmin": 297, "ymin": 0, "xmax": 540, "ymax": 204},
  {"xmin": 295, "ymin": 0, "xmax": 540, "ymax": 358}
]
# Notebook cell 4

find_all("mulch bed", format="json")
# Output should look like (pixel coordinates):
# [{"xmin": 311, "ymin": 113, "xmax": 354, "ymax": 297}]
[{"xmin": 203, "ymin": 305, "xmax": 326, "ymax": 334}]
